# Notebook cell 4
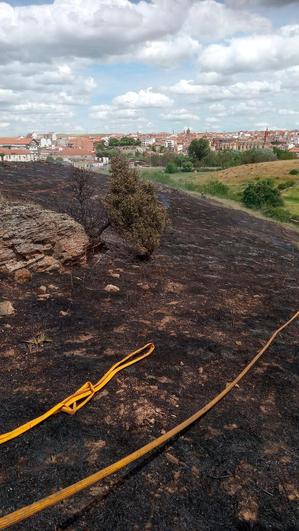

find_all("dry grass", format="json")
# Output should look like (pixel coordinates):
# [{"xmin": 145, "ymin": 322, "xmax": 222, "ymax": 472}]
[{"xmin": 218, "ymin": 159, "xmax": 299, "ymax": 184}]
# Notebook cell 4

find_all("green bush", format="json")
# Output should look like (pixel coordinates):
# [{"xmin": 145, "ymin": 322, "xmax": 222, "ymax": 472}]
[
  {"xmin": 289, "ymin": 169, "xmax": 299, "ymax": 175},
  {"xmin": 262, "ymin": 206, "xmax": 292, "ymax": 223},
  {"xmin": 277, "ymin": 180, "xmax": 294, "ymax": 191},
  {"xmin": 181, "ymin": 160, "xmax": 194, "ymax": 172},
  {"xmin": 165, "ymin": 162, "xmax": 177, "ymax": 174},
  {"xmin": 107, "ymin": 156, "xmax": 167, "ymax": 258},
  {"xmin": 242, "ymin": 180, "xmax": 283, "ymax": 209},
  {"xmin": 202, "ymin": 180, "xmax": 230, "ymax": 197}
]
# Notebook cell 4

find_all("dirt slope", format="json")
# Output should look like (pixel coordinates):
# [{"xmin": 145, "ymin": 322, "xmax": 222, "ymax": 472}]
[{"xmin": 0, "ymin": 163, "xmax": 298, "ymax": 531}]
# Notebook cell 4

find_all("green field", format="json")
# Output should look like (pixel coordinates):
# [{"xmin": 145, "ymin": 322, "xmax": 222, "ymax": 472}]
[{"xmin": 140, "ymin": 162, "xmax": 299, "ymax": 226}]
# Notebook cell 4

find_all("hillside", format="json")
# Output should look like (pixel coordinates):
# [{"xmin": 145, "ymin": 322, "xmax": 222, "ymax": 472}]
[
  {"xmin": 218, "ymin": 159, "xmax": 299, "ymax": 183},
  {"xmin": 0, "ymin": 163, "xmax": 299, "ymax": 530}
]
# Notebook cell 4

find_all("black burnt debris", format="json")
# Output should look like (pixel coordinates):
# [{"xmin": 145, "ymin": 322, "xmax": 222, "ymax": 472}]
[{"xmin": 0, "ymin": 163, "xmax": 298, "ymax": 531}]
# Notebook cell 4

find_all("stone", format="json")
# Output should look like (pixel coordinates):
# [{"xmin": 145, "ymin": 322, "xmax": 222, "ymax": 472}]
[
  {"xmin": 0, "ymin": 203, "xmax": 89, "ymax": 273},
  {"xmin": 104, "ymin": 284, "xmax": 120, "ymax": 294},
  {"xmin": 109, "ymin": 271, "xmax": 120, "ymax": 278},
  {"xmin": 0, "ymin": 301, "xmax": 15, "ymax": 316},
  {"xmin": 14, "ymin": 268, "xmax": 32, "ymax": 284},
  {"xmin": 38, "ymin": 285, "xmax": 47, "ymax": 294}
]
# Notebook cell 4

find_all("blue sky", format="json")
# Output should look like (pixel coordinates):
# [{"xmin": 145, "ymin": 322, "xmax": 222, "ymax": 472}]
[{"xmin": 0, "ymin": 0, "xmax": 299, "ymax": 134}]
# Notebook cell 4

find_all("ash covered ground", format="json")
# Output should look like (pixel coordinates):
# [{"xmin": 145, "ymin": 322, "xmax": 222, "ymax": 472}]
[{"xmin": 0, "ymin": 163, "xmax": 298, "ymax": 530}]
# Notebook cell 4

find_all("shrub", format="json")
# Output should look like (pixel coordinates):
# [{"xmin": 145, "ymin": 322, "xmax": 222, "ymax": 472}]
[
  {"xmin": 242, "ymin": 180, "xmax": 283, "ymax": 209},
  {"xmin": 165, "ymin": 162, "xmax": 177, "ymax": 174},
  {"xmin": 263, "ymin": 207, "xmax": 292, "ymax": 223},
  {"xmin": 107, "ymin": 156, "xmax": 168, "ymax": 258},
  {"xmin": 202, "ymin": 180, "xmax": 230, "ymax": 197},
  {"xmin": 277, "ymin": 180, "xmax": 294, "ymax": 191},
  {"xmin": 289, "ymin": 169, "xmax": 299, "ymax": 175},
  {"xmin": 181, "ymin": 160, "xmax": 194, "ymax": 172}
]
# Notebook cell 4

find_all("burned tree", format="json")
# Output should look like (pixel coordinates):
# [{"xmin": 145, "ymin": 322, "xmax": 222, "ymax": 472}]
[{"xmin": 67, "ymin": 167, "xmax": 109, "ymax": 248}]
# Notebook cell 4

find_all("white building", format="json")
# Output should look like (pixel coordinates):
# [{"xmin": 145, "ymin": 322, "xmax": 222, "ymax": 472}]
[{"xmin": 0, "ymin": 149, "xmax": 39, "ymax": 162}]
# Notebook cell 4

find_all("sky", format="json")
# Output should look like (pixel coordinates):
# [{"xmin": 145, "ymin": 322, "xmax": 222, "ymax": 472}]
[{"xmin": 0, "ymin": 0, "xmax": 299, "ymax": 134}]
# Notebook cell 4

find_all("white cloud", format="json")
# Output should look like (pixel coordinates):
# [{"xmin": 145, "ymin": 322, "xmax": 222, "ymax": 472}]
[
  {"xmin": 277, "ymin": 65, "xmax": 299, "ymax": 89},
  {"xmin": 0, "ymin": 0, "xmax": 298, "ymax": 134},
  {"xmin": 278, "ymin": 109, "xmax": 299, "ymax": 115},
  {"xmin": 161, "ymin": 108, "xmax": 200, "ymax": 121},
  {"xmin": 168, "ymin": 79, "xmax": 279, "ymax": 100},
  {"xmin": 0, "ymin": 89, "xmax": 17, "ymax": 104},
  {"xmin": 0, "ymin": 0, "xmax": 193, "ymax": 65},
  {"xmin": 200, "ymin": 27, "xmax": 299, "ymax": 74},
  {"xmin": 91, "ymin": 105, "xmax": 139, "ymax": 120},
  {"xmin": 135, "ymin": 35, "xmax": 201, "ymax": 67},
  {"xmin": 208, "ymin": 103, "xmax": 226, "ymax": 114},
  {"xmin": 196, "ymin": 71, "xmax": 232, "ymax": 85},
  {"xmin": 113, "ymin": 88, "xmax": 173, "ymax": 109},
  {"xmin": 227, "ymin": 1, "xmax": 296, "ymax": 6},
  {"xmin": 184, "ymin": 0, "xmax": 270, "ymax": 41}
]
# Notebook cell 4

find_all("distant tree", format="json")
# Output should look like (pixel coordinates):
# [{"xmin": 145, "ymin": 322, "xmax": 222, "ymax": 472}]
[
  {"xmin": 242, "ymin": 180, "xmax": 283, "ymax": 209},
  {"xmin": 188, "ymin": 139, "xmax": 210, "ymax": 164},
  {"xmin": 106, "ymin": 156, "xmax": 167, "ymax": 258},
  {"xmin": 174, "ymin": 154, "xmax": 186, "ymax": 168},
  {"xmin": 241, "ymin": 148, "xmax": 277, "ymax": 164},
  {"xmin": 0, "ymin": 153, "xmax": 5, "ymax": 162},
  {"xmin": 108, "ymin": 137, "xmax": 120, "ymax": 147},
  {"xmin": 273, "ymin": 147, "xmax": 297, "ymax": 160}
]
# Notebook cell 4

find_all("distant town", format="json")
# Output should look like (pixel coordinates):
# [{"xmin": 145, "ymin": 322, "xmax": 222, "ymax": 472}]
[{"xmin": 0, "ymin": 129, "xmax": 299, "ymax": 170}]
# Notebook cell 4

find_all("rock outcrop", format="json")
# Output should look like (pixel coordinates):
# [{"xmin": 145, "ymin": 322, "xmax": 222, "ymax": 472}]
[{"xmin": 0, "ymin": 203, "xmax": 89, "ymax": 272}]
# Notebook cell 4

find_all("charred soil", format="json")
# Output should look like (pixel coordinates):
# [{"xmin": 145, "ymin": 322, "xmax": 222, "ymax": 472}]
[{"xmin": 0, "ymin": 163, "xmax": 298, "ymax": 530}]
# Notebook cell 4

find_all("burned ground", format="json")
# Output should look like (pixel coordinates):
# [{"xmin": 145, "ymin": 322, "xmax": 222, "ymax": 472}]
[{"xmin": 0, "ymin": 163, "xmax": 298, "ymax": 530}]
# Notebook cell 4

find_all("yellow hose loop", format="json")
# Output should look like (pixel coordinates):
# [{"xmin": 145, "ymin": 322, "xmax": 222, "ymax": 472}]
[
  {"xmin": 0, "ymin": 342, "xmax": 155, "ymax": 445},
  {"xmin": 0, "ymin": 311, "xmax": 298, "ymax": 530}
]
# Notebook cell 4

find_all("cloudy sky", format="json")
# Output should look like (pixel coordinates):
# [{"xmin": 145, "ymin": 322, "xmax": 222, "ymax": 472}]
[{"xmin": 0, "ymin": 0, "xmax": 299, "ymax": 134}]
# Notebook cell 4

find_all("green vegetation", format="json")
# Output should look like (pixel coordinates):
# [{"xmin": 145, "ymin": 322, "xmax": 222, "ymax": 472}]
[
  {"xmin": 242, "ymin": 180, "xmax": 283, "ymax": 209},
  {"xmin": 106, "ymin": 156, "xmax": 167, "ymax": 258},
  {"xmin": 289, "ymin": 169, "xmax": 299, "ymax": 175},
  {"xmin": 188, "ymin": 138, "xmax": 210, "ymax": 164},
  {"xmin": 273, "ymin": 147, "xmax": 297, "ymax": 160},
  {"xmin": 141, "ymin": 160, "xmax": 299, "ymax": 228},
  {"xmin": 181, "ymin": 160, "xmax": 194, "ymax": 172},
  {"xmin": 165, "ymin": 162, "xmax": 178, "ymax": 174},
  {"xmin": 262, "ymin": 206, "xmax": 298, "ymax": 223},
  {"xmin": 277, "ymin": 180, "xmax": 294, "ymax": 191},
  {"xmin": 106, "ymin": 136, "xmax": 141, "ymax": 147},
  {"xmin": 201, "ymin": 148, "xmax": 277, "ymax": 169}
]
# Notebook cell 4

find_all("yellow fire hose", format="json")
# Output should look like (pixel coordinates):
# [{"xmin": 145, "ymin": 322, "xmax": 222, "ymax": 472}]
[
  {"xmin": 0, "ymin": 343, "xmax": 155, "ymax": 445},
  {"xmin": 0, "ymin": 311, "xmax": 298, "ymax": 529}
]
